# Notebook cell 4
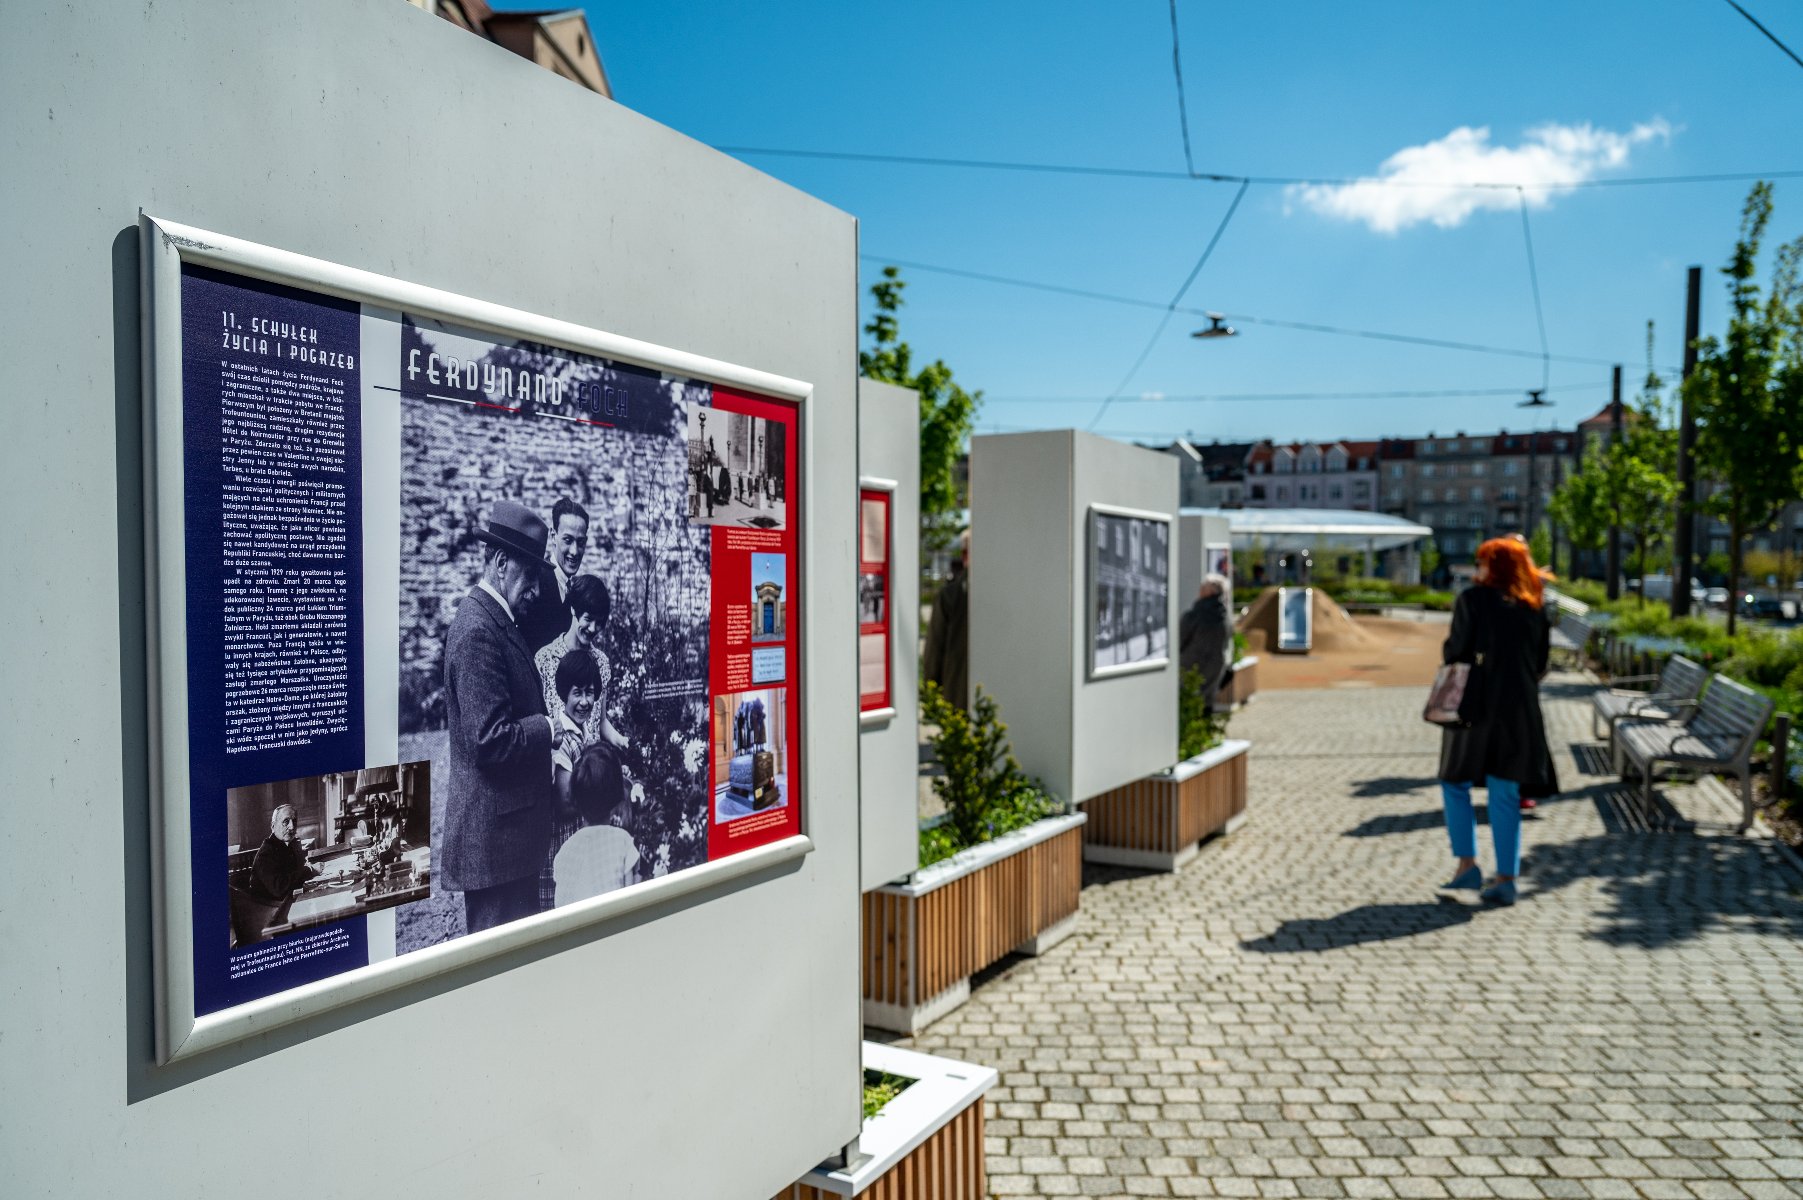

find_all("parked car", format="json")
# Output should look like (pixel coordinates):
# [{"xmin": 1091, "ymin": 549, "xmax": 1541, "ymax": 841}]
[
  {"xmin": 1740, "ymin": 594, "xmax": 1788, "ymax": 621},
  {"xmin": 1703, "ymin": 587, "xmax": 1730, "ymax": 609},
  {"xmin": 1630, "ymin": 575, "xmax": 1704, "ymax": 601}
]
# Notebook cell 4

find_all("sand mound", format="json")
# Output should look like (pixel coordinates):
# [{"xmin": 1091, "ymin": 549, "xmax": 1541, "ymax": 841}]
[{"xmin": 1237, "ymin": 587, "xmax": 1372, "ymax": 654}]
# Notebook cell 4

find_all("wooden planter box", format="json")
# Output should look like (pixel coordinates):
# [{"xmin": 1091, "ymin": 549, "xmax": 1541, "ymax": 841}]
[
  {"xmin": 774, "ymin": 1043, "xmax": 996, "ymax": 1200},
  {"xmin": 1081, "ymin": 739, "xmax": 1251, "ymax": 871},
  {"xmin": 1217, "ymin": 656, "xmax": 1259, "ymax": 709},
  {"xmin": 861, "ymin": 812, "xmax": 1086, "ymax": 1034}
]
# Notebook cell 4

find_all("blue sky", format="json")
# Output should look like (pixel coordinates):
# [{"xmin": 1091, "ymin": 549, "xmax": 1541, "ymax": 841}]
[{"xmin": 587, "ymin": 1, "xmax": 1802, "ymax": 445}]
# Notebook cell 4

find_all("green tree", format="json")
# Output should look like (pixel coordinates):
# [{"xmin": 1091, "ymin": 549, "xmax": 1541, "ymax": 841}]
[
  {"xmin": 1547, "ymin": 462, "xmax": 1608, "ymax": 576},
  {"xmin": 1528, "ymin": 523, "xmax": 1552, "ymax": 571},
  {"xmin": 1417, "ymin": 538, "xmax": 1441, "ymax": 584},
  {"xmin": 1549, "ymin": 326, "xmax": 1680, "ymax": 604},
  {"xmin": 1686, "ymin": 183, "xmax": 1803, "ymax": 635},
  {"xmin": 861, "ymin": 266, "xmax": 982, "ymax": 550}
]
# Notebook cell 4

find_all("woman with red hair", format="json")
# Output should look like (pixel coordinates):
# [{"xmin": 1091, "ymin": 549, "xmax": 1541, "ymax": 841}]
[{"xmin": 1437, "ymin": 537, "xmax": 1559, "ymax": 906}]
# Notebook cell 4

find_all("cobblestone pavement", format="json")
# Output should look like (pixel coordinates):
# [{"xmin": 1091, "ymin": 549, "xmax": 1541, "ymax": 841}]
[{"xmin": 898, "ymin": 674, "xmax": 1803, "ymax": 1199}]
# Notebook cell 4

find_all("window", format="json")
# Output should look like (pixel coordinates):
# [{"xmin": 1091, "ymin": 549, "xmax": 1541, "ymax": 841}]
[
  {"xmin": 1469, "ymin": 486, "xmax": 1483, "ymax": 502},
  {"xmin": 1472, "ymin": 462, "xmax": 1487, "ymax": 477},
  {"xmin": 1422, "ymin": 464, "xmax": 1437, "ymax": 479},
  {"xmin": 1390, "ymin": 464, "xmax": 1405, "ymax": 478},
  {"xmin": 1423, "ymin": 441, "xmax": 1437, "ymax": 454},
  {"xmin": 1249, "ymin": 484, "xmax": 1265, "ymax": 500},
  {"xmin": 1555, "ymin": 438, "xmax": 1568, "ymax": 451},
  {"xmin": 1503, "ymin": 461, "xmax": 1520, "ymax": 477},
  {"xmin": 1354, "ymin": 481, "xmax": 1370, "ymax": 495},
  {"xmin": 1418, "ymin": 488, "xmax": 1434, "ymax": 503},
  {"xmin": 1329, "ymin": 485, "xmax": 1343, "ymax": 501},
  {"xmin": 1276, "ymin": 485, "xmax": 1289, "ymax": 501}
]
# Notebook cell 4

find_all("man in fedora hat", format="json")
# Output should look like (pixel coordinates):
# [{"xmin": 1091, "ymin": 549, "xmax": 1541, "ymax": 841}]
[{"xmin": 441, "ymin": 499, "xmax": 583, "ymax": 931}]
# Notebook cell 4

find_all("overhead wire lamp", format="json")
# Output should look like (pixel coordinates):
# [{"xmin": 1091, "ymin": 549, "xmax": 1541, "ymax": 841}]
[{"xmin": 1191, "ymin": 312, "xmax": 1238, "ymax": 339}]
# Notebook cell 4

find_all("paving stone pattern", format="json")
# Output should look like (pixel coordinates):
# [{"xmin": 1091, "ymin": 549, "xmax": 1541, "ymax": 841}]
[{"xmin": 897, "ymin": 674, "xmax": 1803, "ymax": 1199}]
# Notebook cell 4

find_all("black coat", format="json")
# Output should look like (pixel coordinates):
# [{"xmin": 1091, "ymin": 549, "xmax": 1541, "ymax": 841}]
[
  {"xmin": 922, "ymin": 566, "xmax": 969, "ymax": 709},
  {"xmin": 441, "ymin": 585, "xmax": 555, "ymax": 892},
  {"xmin": 1437, "ymin": 585, "xmax": 1560, "ymax": 798}
]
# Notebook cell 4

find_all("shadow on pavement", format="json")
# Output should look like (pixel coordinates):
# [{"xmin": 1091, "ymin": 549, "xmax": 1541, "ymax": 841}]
[
  {"xmin": 1344, "ymin": 806, "xmax": 1486, "ymax": 838},
  {"xmin": 1240, "ymin": 896, "xmax": 1476, "ymax": 952},
  {"xmin": 1349, "ymin": 776, "xmax": 1440, "ymax": 798}
]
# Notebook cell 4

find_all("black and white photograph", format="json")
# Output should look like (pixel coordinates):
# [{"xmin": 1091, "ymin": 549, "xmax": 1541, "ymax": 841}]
[
  {"xmin": 750, "ymin": 552, "xmax": 787, "ymax": 643},
  {"xmin": 685, "ymin": 400, "xmax": 788, "ymax": 529},
  {"xmin": 394, "ymin": 315, "xmax": 712, "ymax": 952},
  {"xmin": 225, "ymin": 761, "xmax": 431, "ymax": 948},
  {"xmin": 711, "ymin": 687, "xmax": 790, "ymax": 822},
  {"xmin": 858, "ymin": 571, "xmax": 886, "ymax": 626},
  {"xmin": 1089, "ymin": 509, "xmax": 1171, "ymax": 676}
]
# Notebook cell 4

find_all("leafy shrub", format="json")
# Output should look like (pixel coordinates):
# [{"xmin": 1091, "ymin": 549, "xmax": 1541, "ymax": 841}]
[
  {"xmin": 1178, "ymin": 666, "xmax": 1230, "ymax": 761},
  {"xmin": 917, "ymin": 681, "xmax": 1058, "ymax": 868},
  {"xmin": 863, "ymin": 1069, "xmax": 915, "ymax": 1120}
]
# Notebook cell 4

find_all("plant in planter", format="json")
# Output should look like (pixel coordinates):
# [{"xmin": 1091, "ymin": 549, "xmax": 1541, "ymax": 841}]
[
  {"xmin": 862, "ymin": 1068, "xmax": 915, "ymax": 1120},
  {"xmin": 1177, "ymin": 666, "xmax": 1231, "ymax": 762},
  {"xmin": 861, "ymin": 682, "xmax": 1084, "ymax": 1033},
  {"xmin": 918, "ymin": 681, "xmax": 1057, "ymax": 868},
  {"xmin": 1084, "ymin": 667, "xmax": 1251, "ymax": 871}
]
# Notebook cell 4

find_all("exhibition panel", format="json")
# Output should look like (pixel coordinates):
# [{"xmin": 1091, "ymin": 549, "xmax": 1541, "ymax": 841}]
[
  {"xmin": 1, "ymin": 2, "xmax": 860, "ymax": 1195},
  {"xmin": 857, "ymin": 378, "xmax": 922, "ymax": 892},
  {"xmin": 970, "ymin": 431, "xmax": 1179, "ymax": 805}
]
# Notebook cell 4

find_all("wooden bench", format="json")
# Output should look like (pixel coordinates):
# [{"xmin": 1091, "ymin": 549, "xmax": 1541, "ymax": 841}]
[
  {"xmin": 1591, "ymin": 653, "xmax": 1708, "ymax": 742},
  {"xmin": 1616, "ymin": 675, "xmax": 1774, "ymax": 831},
  {"xmin": 1549, "ymin": 608, "xmax": 1592, "ymax": 667}
]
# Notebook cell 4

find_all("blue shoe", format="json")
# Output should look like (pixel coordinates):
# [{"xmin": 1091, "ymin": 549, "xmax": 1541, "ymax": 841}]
[
  {"xmin": 1480, "ymin": 879, "xmax": 1518, "ymax": 906},
  {"xmin": 1441, "ymin": 865, "xmax": 1482, "ymax": 891}
]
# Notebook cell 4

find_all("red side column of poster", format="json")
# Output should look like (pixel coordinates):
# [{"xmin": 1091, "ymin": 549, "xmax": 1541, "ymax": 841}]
[{"xmin": 705, "ymin": 386, "xmax": 803, "ymax": 859}]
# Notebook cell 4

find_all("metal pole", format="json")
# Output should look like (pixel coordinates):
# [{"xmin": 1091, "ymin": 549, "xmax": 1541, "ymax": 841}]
[
  {"xmin": 1607, "ymin": 365, "xmax": 1623, "ymax": 600},
  {"xmin": 1673, "ymin": 266, "xmax": 1702, "ymax": 617}
]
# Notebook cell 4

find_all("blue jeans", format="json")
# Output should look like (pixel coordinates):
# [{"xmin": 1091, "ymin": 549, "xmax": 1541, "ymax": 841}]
[{"xmin": 1441, "ymin": 777, "xmax": 1522, "ymax": 876}]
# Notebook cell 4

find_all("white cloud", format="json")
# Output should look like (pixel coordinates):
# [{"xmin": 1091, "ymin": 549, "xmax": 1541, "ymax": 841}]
[{"xmin": 1285, "ymin": 120, "xmax": 1673, "ymax": 234}]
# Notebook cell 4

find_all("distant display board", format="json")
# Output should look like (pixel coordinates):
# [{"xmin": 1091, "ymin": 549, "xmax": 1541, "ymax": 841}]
[
  {"xmin": 144, "ymin": 219, "xmax": 812, "ymax": 1060},
  {"xmin": 858, "ymin": 486, "xmax": 892, "ymax": 714}
]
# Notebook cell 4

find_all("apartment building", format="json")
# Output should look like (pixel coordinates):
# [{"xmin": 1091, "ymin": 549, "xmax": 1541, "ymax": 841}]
[{"xmin": 1243, "ymin": 441, "xmax": 1380, "ymax": 511}]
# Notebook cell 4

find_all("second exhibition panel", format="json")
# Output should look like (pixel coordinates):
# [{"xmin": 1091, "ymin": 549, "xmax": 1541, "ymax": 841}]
[{"xmin": 969, "ymin": 431, "xmax": 1180, "ymax": 805}]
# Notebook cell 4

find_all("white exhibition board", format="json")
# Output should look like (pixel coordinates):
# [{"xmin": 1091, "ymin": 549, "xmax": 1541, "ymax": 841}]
[
  {"xmin": 1178, "ymin": 510, "xmax": 1235, "ymax": 609},
  {"xmin": 858, "ymin": 379, "xmax": 922, "ymax": 891},
  {"xmin": 969, "ymin": 431, "xmax": 1180, "ymax": 804},
  {"xmin": 0, "ymin": 2, "xmax": 861, "ymax": 1196}
]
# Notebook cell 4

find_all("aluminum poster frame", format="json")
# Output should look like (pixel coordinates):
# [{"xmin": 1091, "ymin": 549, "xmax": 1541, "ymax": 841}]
[
  {"xmin": 1084, "ymin": 501, "xmax": 1174, "ymax": 681},
  {"xmin": 140, "ymin": 214, "xmax": 815, "ymax": 1063}
]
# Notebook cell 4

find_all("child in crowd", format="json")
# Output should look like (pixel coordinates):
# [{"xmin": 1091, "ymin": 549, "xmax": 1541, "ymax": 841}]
[
  {"xmin": 553, "ymin": 742, "xmax": 641, "ymax": 906},
  {"xmin": 542, "ymin": 650, "xmax": 603, "ymax": 909}
]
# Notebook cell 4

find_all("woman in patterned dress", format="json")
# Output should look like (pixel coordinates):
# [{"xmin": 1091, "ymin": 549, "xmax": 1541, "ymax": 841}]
[{"xmin": 532, "ymin": 573, "xmax": 630, "ymax": 908}]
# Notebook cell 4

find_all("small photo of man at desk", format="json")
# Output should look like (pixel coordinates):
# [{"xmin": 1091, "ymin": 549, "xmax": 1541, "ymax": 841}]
[{"xmin": 225, "ymin": 761, "xmax": 433, "ymax": 948}]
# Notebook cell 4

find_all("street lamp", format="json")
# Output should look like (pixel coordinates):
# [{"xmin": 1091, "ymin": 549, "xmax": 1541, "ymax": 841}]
[{"xmin": 1190, "ymin": 312, "xmax": 1238, "ymax": 340}]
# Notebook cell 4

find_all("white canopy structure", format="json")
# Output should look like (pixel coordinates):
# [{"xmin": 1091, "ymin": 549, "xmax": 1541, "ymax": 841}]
[{"xmin": 1182, "ymin": 507, "xmax": 1433, "ymax": 553}]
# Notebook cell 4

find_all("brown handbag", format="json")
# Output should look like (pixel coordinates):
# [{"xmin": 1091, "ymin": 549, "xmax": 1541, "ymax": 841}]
[{"xmin": 1423, "ymin": 661, "xmax": 1471, "ymax": 726}]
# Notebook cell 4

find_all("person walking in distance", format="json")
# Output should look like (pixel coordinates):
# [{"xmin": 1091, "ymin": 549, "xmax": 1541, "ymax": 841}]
[
  {"xmin": 1178, "ymin": 572, "xmax": 1233, "ymax": 713},
  {"xmin": 923, "ymin": 529, "xmax": 969, "ymax": 709},
  {"xmin": 1437, "ymin": 537, "xmax": 1559, "ymax": 906}
]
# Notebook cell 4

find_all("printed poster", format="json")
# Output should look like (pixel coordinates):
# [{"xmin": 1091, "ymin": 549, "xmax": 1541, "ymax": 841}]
[{"xmin": 179, "ymin": 263, "xmax": 803, "ymax": 1016}]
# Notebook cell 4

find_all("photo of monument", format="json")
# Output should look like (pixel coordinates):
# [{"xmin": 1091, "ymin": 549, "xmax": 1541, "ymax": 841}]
[{"xmin": 711, "ymin": 687, "xmax": 790, "ymax": 822}]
